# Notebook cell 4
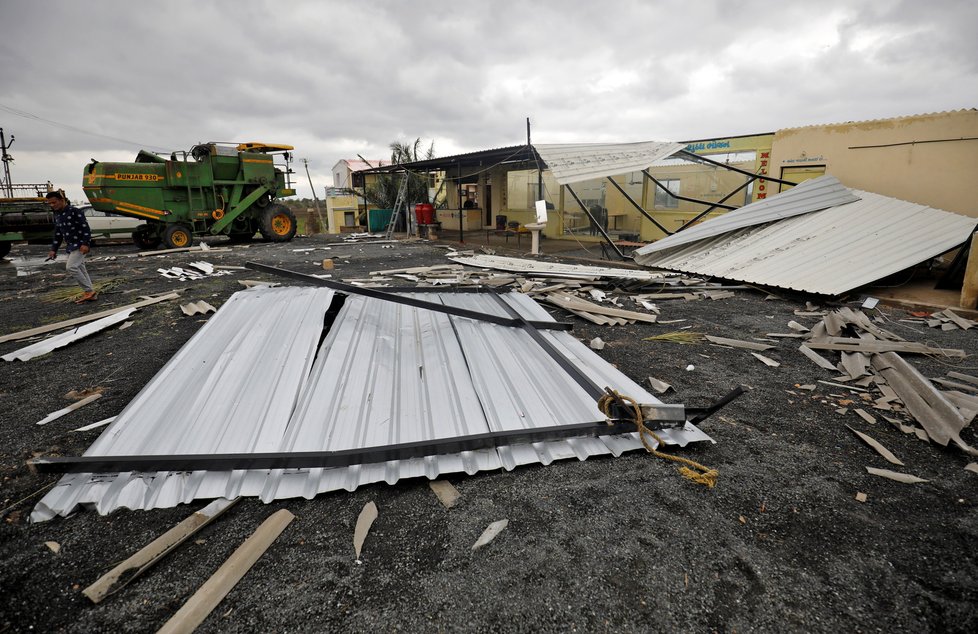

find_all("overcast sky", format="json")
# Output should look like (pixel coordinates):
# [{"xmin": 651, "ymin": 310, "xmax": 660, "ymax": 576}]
[{"xmin": 2, "ymin": 0, "xmax": 976, "ymax": 201}]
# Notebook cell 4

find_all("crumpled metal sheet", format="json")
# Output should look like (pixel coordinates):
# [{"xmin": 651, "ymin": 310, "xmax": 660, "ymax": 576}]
[{"xmin": 32, "ymin": 287, "xmax": 712, "ymax": 521}]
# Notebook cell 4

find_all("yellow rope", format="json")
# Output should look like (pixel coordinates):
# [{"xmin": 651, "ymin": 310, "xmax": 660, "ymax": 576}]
[{"xmin": 598, "ymin": 389, "xmax": 718, "ymax": 488}]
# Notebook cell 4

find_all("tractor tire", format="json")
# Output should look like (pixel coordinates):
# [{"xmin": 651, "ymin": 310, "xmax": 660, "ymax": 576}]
[
  {"xmin": 132, "ymin": 225, "xmax": 162, "ymax": 250},
  {"xmin": 163, "ymin": 224, "xmax": 194, "ymax": 249},
  {"xmin": 259, "ymin": 204, "xmax": 297, "ymax": 242},
  {"xmin": 0, "ymin": 241, "xmax": 11, "ymax": 259}
]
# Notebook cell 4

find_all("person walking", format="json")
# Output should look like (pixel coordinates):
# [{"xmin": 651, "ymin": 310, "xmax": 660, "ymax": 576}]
[{"xmin": 46, "ymin": 191, "xmax": 97, "ymax": 303}]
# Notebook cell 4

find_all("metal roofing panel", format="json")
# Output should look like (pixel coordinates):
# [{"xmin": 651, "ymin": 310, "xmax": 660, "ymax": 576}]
[
  {"xmin": 634, "ymin": 190, "xmax": 978, "ymax": 295},
  {"xmin": 533, "ymin": 141, "xmax": 685, "ymax": 185},
  {"xmin": 634, "ymin": 175, "xmax": 860, "ymax": 257},
  {"xmin": 450, "ymin": 254, "xmax": 666, "ymax": 281},
  {"xmin": 32, "ymin": 288, "xmax": 711, "ymax": 521}
]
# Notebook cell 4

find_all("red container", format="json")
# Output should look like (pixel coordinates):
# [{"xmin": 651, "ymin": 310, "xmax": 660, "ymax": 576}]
[{"xmin": 418, "ymin": 203, "xmax": 434, "ymax": 224}]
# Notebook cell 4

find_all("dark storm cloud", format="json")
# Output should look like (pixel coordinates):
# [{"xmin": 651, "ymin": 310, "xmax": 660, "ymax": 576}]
[{"xmin": 1, "ymin": 0, "xmax": 975, "ymax": 199}]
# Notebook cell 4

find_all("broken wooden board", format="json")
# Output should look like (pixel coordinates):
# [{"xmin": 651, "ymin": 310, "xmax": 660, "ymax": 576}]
[
  {"xmin": 806, "ymin": 338, "xmax": 965, "ymax": 359},
  {"xmin": 866, "ymin": 467, "xmax": 928, "ymax": 484},
  {"xmin": 472, "ymin": 519, "xmax": 509, "ymax": 550},
  {"xmin": 353, "ymin": 501, "xmax": 378, "ymax": 560},
  {"xmin": 429, "ymin": 481, "xmax": 460, "ymax": 509},
  {"xmin": 704, "ymin": 335, "xmax": 773, "ymax": 351},
  {"xmin": 36, "ymin": 393, "xmax": 102, "ymax": 426},
  {"xmin": 647, "ymin": 376, "xmax": 673, "ymax": 394},
  {"xmin": 799, "ymin": 344, "xmax": 837, "ymax": 370},
  {"xmin": 751, "ymin": 352, "xmax": 780, "ymax": 367},
  {"xmin": 0, "ymin": 292, "xmax": 179, "ymax": 345},
  {"xmin": 545, "ymin": 292, "xmax": 658, "ymax": 324},
  {"xmin": 83, "ymin": 498, "xmax": 239, "ymax": 603},
  {"xmin": 156, "ymin": 508, "xmax": 294, "ymax": 634},
  {"xmin": 846, "ymin": 426, "xmax": 904, "ymax": 466}
]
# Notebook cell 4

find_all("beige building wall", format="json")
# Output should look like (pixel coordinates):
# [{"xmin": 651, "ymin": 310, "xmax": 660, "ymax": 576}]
[{"xmin": 769, "ymin": 109, "xmax": 978, "ymax": 217}]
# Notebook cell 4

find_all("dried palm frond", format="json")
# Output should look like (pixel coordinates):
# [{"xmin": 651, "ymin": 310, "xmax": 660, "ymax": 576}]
[
  {"xmin": 41, "ymin": 278, "xmax": 124, "ymax": 303},
  {"xmin": 642, "ymin": 330, "xmax": 705, "ymax": 345}
]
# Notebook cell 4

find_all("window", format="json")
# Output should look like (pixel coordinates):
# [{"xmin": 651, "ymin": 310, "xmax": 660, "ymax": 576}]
[{"xmin": 653, "ymin": 179, "xmax": 680, "ymax": 208}]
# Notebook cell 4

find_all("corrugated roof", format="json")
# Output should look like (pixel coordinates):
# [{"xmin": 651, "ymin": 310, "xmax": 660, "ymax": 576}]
[
  {"xmin": 633, "ymin": 189, "xmax": 978, "ymax": 296},
  {"xmin": 775, "ymin": 108, "xmax": 977, "ymax": 133},
  {"xmin": 533, "ymin": 141, "xmax": 685, "ymax": 185},
  {"xmin": 450, "ymin": 254, "xmax": 667, "ymax": 281},
  {"xmin": 33, "ymin": 287, "xmax": 711, "ymax": 521},
  {"xmin": 634, "ymin": 175, "xmax": 860, "ymax": 256}
]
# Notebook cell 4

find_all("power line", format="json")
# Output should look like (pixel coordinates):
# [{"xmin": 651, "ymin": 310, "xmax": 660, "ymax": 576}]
[{"xmin": 0, "ymin": 102, "xmax": 174, "ymax": 152}]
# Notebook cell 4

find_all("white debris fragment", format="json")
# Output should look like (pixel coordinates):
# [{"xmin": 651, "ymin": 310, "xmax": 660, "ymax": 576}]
[
  {"xmin": 589, "ymin": 337, "xmax": 605, "ymax": 350},
  {"xmin": 685, "ymin": 364, "xmax": 695, "ymax": 372},
  {"xmin": 472, "ymin": 519, "xmax": 509, "ymax": 550}
]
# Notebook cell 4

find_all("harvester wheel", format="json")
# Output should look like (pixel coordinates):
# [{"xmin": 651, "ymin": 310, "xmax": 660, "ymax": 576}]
[
  {"xmin": 132, "ymin": 225, "xmax": 161, "ymax": 250},
  {"xmin": 163, "ymin": 224, "xmax": 194, "ymax": 249},
  {"xmin": 259, "ymin": 204, "xmax": 297, "ymax": 242},
  {"xmin": 0, "ymin": 242, "xmax": 11, "ymax": 259}
]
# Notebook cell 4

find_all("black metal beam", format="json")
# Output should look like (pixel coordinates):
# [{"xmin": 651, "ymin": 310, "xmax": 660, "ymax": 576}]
[
  {"xmin": 675, "ymin": 175, "xmax": 759, "ymax": 232},
  {"xmin": 675, "ymin": 150, "xmax": 797, "ymax": 187},
  {"xmin": 641, "ymin": 169, "xmax": 737, "ymax": 211},
  {"xmin": 604, "ymin": 177, "xmax": 672, "ymax": 236},
  {"xmin": 244, "ymin": 262, "xmax": 572, "ymax": 331},
  {"xmin": 28, "ymin": 417, "xmax": 685, "ymax": 475},
  {"xmin": 564, "ymin": 185, "xmax": 626, "ymax": 260}
]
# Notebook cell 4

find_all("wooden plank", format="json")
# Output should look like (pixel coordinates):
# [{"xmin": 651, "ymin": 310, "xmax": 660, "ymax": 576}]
[
  {"xmin": 0, "ymin": 292, "xmax": 180, "ymax": 345},
  {"xmin": 948, "ymin": 371, "xmax": 978, "ymax": 386},
  {"xmin": 83, "ymin": 498, "xmax": 238, "ymax": 603},
  {"xmin": 847, "ymin": 425, "xmax": 904, "ymax": 466},
  {"xmin": 704, "ymin": 335, "xmax": 773, "ymax": 351},
  {"xmin": 805, "ymin": 338, "xmax": 965, "ymax": 358},
  {"xmin": 36, "ymin": 393, "xmax": 101, "ymax": 426},
  {"xmin": 137, "ymin": 245, "xmax": 230, "ymax": 257},
  {"xmin": 429, "ymin": 481, "xmax": 460, "ymax": 509},
  {"xmin": 751, "ymin": 352, "xmax": 780, "ymax": 367},
  {"xmin": 798, "ymin": 344, "xmax": 837, "ymax": 371},
  {"xmin": 156, "ymin": 509, "xmax": 295, "ymax": 634},
  {"xmin": 545, "ymin": 292, "xmax": 657, "ymax": 323}
]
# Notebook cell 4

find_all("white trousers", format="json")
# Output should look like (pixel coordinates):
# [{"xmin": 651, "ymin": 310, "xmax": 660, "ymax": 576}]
[{"xmin": 66, "ymin": 249, "xmax": 93, "ymax": 292}]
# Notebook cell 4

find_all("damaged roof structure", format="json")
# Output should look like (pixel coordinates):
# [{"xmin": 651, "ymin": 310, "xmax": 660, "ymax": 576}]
[
  {"xmin": 633, "ymin": 175, "xmax": 978, "ymax": 296},
  {"xmin": 32, "ymin": 282, "xmax": 713, "ymax": 521}
]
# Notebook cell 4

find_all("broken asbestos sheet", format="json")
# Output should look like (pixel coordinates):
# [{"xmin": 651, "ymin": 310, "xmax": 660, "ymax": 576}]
[{"xmin": 33, "ymin": 285, "xmax": 712, "ymax": 521}]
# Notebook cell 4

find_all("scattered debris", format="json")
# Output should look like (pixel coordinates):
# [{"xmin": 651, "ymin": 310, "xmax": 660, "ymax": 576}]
[
  {"xmin": 847, "ymin": 426, "xmax": 904, "ymax": 466},
  {"xmin": 704, "ymin": 335, "xmax": 773, "ymax": 351},
  {"xmin": 472, "ymin": 519, "xmax": 509, "ymax": 551},
  {"xmin": 647, "ymin": 376, "xmax": 673, "ymax": 394},
  {"xmin": 866, "ymin": 467, "xmax": 928, "ymax": 484},
  {"xmin": 35, "ymin": 393, "xmax": 101, "ymax": 426},
  {"xmin": 644, "ymin": 331, "xmax": 704, "ymax": 345},
  {"xmin": 45, "ymin": 541, "xmax": 60, "ymax": 554},
  {"xmin": 72, "ymin": 416, "xmax": 116, "ymax": 433},
  {"xmin": 855, "ymin": 492, "xmax": 868, "ymax": 502},
  {"xmin": 180, "ymin": 301, "xmax": 217, "ymax": 317},
  {"xmin": 0, "ymin": 292, "xmax": 179, "ymax": 345},
  {"xmin": 82, "ymin": 498, "xmax": 239, "ymax": 603},
  {"xmin": 156, "ymin": 509, "xmax": 294, "ymax": 634},
  {"xmin": 137, "ymin": 244, "xmax": 229, "ymax": 257},
  {"xmin": 750, "ymin": 352, "xmax": 780, "ymax": 367},
  {"xmin": 353, "ymin": 501, "xmax": 378, "ymax": 560},
  {"xmin": 322, "ymin": 258, "xmax": 334, "ymax": 270},
  {"xmin": 589, "ymin": 337, "xmax": 605, "ymax": 350},
  {"xmin": 965, "ymin": 463, "xmax": 978, "ymax": 474},
  {"xmin": 3, "ymin": 309, "xmax": 137, "ymax": 362},
  {"xmin": 429, "ymin": 481, "xmax": 460, "ymax": 509},
  {"xmin": 158, "ymin": 262, "xmax": 234, "ymax": 281}
]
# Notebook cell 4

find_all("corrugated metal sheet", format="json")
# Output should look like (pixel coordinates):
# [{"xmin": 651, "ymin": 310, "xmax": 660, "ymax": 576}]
[
  {"xmin": 32, "ymin": 287, "xmax": 711, "ymax": 521},
  {"xmin": 450, "ymin": 254, "xmax": 666, "ymax": 280},
  {"xmin": 634, "ymin": 175, "xmax": 860, "ymax": 256},
  {"xmin": 633, "ymin": 190, "xmax": 978, "ymax": 295},
  {"xmin": 534, "ymin": 141, "xmax": 685, "ymax": 185}
]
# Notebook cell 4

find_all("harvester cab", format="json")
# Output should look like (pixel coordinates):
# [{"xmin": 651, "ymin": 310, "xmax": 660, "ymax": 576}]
[{"xmin": 83, "ymin": 141, "xmax": 298, "ymax": 249}]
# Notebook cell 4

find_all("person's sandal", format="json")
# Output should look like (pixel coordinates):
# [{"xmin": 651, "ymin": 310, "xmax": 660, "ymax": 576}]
[{"xmin": 75, "ymin": 291, "xmax": 98, "ymax": 304}]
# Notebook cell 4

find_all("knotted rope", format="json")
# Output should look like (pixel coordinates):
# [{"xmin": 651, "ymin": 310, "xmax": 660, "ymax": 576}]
[{"xmin": 597, "ymin": 389, "xmax": 718, "ymax": 488}]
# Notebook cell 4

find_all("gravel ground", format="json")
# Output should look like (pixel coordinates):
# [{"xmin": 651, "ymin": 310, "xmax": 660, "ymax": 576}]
[{"xmin": 0, "ymin": 235, "xmax": 976, "ymax": 633}]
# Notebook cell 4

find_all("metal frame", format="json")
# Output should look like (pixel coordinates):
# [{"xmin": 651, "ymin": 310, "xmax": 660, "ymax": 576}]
[
  {"xmin": 564, "ymin": 184, "xmax": 626, "ymax": 260},
  {"xmin": 244, "ymin": 262, "xmax": 573, "ymax": 331}
]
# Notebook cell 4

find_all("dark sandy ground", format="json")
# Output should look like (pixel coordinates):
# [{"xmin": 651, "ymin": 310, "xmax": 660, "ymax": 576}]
[{"xmin": 0, "ymin": 235, "xmax": 976, "ymax": 633}]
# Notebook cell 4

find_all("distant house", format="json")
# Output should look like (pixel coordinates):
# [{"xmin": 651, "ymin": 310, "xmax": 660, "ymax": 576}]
[{"xmin": 331, "ymin": 159, "xmax": 390, "ymax": 189}]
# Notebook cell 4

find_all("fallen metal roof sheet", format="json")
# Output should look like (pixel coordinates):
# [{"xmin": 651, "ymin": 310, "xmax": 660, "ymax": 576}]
[
  {"xmin": 634, "ymin": 175, "xmax": 860, "ymax": 256},
  {"xmin": 450, "ymin": 254, "xmax": 667, "ymax": 281},
  {"xmin": 533, "ymin": 141, "xmax": 685, "ymax": 185},
  {"xmin": 33, "ymin": 286, "xmax": 711, "ymax": 521},
  {"xmin": 633, "ymin": 189, "xmax": 978, "ymax": 296}
]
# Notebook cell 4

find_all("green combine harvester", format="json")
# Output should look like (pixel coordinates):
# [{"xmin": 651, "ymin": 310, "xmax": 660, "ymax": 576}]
[{"xmin": 83, "ymin": 142, "xmax": 298, "ymax": 249}]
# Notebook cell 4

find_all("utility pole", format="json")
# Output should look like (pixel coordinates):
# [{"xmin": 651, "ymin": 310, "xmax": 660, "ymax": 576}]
[
  {"xmin": 302, "ymin": 158, "xmax": 327, "ymax": 236},
  {"xmin": 527, "ymin": 117, "xmax": 542, "ymax": 204},
  {"xmin": 0, "ymin": 128, "xmax": 14, "ymax": 197}
]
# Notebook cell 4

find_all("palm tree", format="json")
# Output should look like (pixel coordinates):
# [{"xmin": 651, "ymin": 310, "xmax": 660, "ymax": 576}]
[{"xmin": 354, "ymin": 138, "xmax": 435, "ymax": 212}]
